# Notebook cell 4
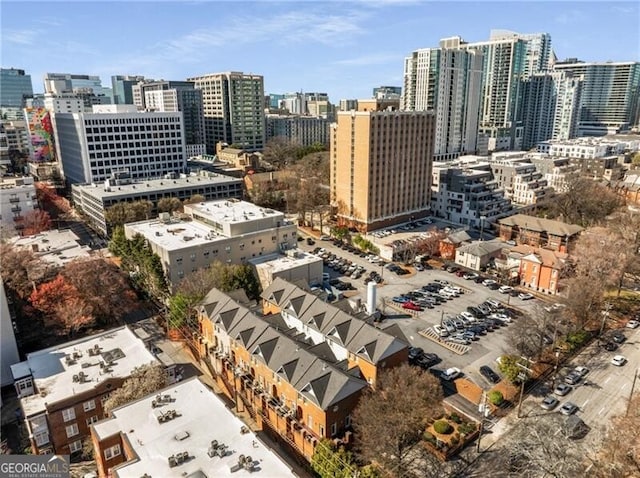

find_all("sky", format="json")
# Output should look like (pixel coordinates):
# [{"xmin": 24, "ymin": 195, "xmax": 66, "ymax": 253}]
[{"xmin": 2, "ymin": 1, "xmax": 639, "ymax": 101}]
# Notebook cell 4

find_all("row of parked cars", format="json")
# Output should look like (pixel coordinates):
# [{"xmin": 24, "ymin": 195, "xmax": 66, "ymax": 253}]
[
  {"xmin": 391, "ymin": 280, "xmax": 465, "ymax": 312},
  {"xmin": 433, "ymin": 299, "xmax": 514, "ymax": 346},
  {"xmin": 370, "ymin": 219, "xmax": 434, "ymax": 238},
  {"xmin": 315, "ymin": 248, "xmax": 369, "ymax": 280},
  {"xmin": 408, "ymin": 346, "xmax": 440, "ymax": 370}
]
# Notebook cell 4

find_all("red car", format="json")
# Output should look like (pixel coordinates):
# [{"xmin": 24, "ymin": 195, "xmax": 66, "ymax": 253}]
[{"xmin": 402, "ymin": 301, "xmax": 422, "ymax": 311}]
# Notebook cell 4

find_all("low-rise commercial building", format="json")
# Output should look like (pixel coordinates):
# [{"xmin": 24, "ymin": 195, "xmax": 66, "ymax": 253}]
[
  {"xmin": 71, "ymin": 171, "xmax": 243, "ymax": 236},
  {"xmin": 250, "ymin": 250, "xmax": 323, "ymax": 290},
  {"xmin": 124, "ymin": 199, "xmax": 297, "ymax": 287},
  {"xmin": 11, "ymin": 229, "xmax": 92, "ymax": 266},
  {"xmin": 91, "ymin": 377, "xmax": 295, "ymax": 478},
  {"xmin": 10, "ymin": 326, "xmax": 175, "ymax": 456}
]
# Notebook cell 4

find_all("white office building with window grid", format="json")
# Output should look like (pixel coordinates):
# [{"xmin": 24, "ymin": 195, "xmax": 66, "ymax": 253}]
[{"xmin": 53, "ymin": 105, "xmax": 187, "ymax": 184}]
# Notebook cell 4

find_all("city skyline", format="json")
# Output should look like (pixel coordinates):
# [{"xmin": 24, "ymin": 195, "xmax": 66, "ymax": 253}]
[{"xmin": 2, "ymin": 1, "xmax": 638, "ymax": 101}]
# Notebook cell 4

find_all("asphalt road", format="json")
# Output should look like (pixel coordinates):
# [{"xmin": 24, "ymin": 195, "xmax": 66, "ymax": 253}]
[
  {"xmin": 518, "ymin": 324, "xmax": 640, "ymax": 449},
  {"xmin": 297, "ymin": 237, "xmax": 546, "ymax": 389}
]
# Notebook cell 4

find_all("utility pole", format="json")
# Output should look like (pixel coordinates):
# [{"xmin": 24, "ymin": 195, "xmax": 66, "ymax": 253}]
[
  {"xmin": 626, "ymin": 369, "xmax": 638, "ymax": 417},
  {"xmin": 476, "ymin": 391, "xmax": 489, "ymax": 453},
  {"xmin": 516, "ymin": 357, "xmax": 531, "ymax": 418}
]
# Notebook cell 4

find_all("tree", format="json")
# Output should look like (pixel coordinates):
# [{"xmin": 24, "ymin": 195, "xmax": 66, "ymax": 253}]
[
  {"xmin": 21, "ymin": 209, "xmax": 52, "ymax": 235},
  {"xmin": 157, "ymin": 197, "xmax": 183, "ymax": 214},
  {"xmin": 262, "ymin": 137, "xmax": 299, "ymax": 169},
  {"xmin": 591, "ymin": 393, "xmax": 640, "ymax": 477},
  {"xmin": 183, "ymin": 194, "xmax": 206, "ymax": 205},
  {"xmin": 61, "ymin": 258, "xmax": 137, "ymax": 325},
  {"xmin": 497, "ymin": 355, "xmax": 528, "ymax": 384},
  {"xmin": 103, "ymin": 363, "xmax": 167, "ymax": 414},
  {"xmin": 541, "ymin": 177, "xmax": 623, "ymax": 227},
  {"xmin": 311, "ymin": 439, "xmax": 358, "ymax": 478},
  {"xmin": 0, "ymin": 244, "xmax": 49, "ymax": 299},
  {"xmin": 353, "ymin": 364, "xmax": 444, "ymax": 478},
  {"xmin": 29, "ymin": 275, "xmax": 79, "ymax": 317},
  {"xmin": 105, "ymin": 200, "xmax": 153, "ymax": 228}
]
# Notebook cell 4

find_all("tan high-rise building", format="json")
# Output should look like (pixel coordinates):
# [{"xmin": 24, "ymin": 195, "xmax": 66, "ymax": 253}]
[{"xmin": 330, "ymin": 107, "xmax": 435, "ymax": 231}]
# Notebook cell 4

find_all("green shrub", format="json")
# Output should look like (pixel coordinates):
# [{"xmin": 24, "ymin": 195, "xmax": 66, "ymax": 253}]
[
  {"xmin": 459, "ymin": 422, "xmax": 477, "ymax": 435},
  {"xmin": 488, "ymin": 390, "xmax": 504, "ymax": 406},
  {"xmin": 423, "ymin": 431, "xmax": 436, "ymax": 444},
  {"xmin": 433, "ymin": 420, "xmax": 453, "ymax": 434},
  {"xmin": 449, "ymin": 412, "xmax": 462, "ymax": 424},
  {"xmin": 450, "ymin": 433, "xmax": 460, "ymax": 446}
]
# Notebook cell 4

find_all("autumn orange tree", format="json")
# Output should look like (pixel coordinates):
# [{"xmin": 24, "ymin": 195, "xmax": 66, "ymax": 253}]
[
  {"xmin": 29, "ymin": 274, "xmax": 95, "ymax": 336},
  {"xmin": 21, "ymin": 209, "xmax": 52, "ymax": 235}
]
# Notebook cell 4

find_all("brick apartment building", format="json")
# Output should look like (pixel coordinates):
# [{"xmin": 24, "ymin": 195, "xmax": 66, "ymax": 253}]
[
  {"xmin": 497, "ymin": 214, "xmax": 583, "ymax": 253},
  {"xmin": 193, "ymin": 279, "xmax": 408, "ymax": 461}
]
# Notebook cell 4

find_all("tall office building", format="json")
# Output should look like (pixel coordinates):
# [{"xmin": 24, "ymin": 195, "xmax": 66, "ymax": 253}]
[
  {"xmin": 553, "ymin": 61, "xmax": 640, "ymax": 136},
  {"xmin": 53, "ymin": 105, "xmax": 186, "ymax": 184},
  {"xmin": 330, "ymin": 106, "xmax": 434, "ymax": 231},
  {"xmin": 43, "ymin": 73, "xmax": 113, "ymax": 103},
  {"xmin": 111, "ymin": 75, "xmax": 146, "ymax": 104},
  {"xmin": 1, "ymin": 68, "xmax": 33, "ymax": 112},
  {"xmin": 520, "ymin": 72, "xmax": 582, "ymax": 150},
  {"xmin": 187, "ymin": 72, "xmax": 265, "ymax": 152},
  {"xmin": 134, "ymin": 80, "xmax": 206, "ymax": 157},
  {"xmin": 402, "ymin": 37, "xmax": 483, "ymax": 161},
  {"xmin": 372, "ymin": 86, "xmax": 402, "ymax": 100}
]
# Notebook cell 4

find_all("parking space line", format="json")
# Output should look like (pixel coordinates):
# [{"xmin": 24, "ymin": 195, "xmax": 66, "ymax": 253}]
[
  {"xmin": 582, "ymin": 398, "xmax": 590, "ymax": 407},
  {"xmin": 603, "ymin": 376, "xmax": 611, "ymax": 384},
  {"xmin": 621, "ymin": 383, "xmax": 628, "ymax": 391},
  {"xmin": 598, "ymin": 406, "xmax": 607, "ymax": 415}
]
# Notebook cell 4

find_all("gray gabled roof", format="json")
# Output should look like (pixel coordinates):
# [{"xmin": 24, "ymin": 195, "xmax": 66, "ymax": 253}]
[
  {"xmin": 262, "ymin": 278, "xmax": 408, "ymax": 364},
  {"xmin": 498, "ymin": 214, "xmax": 583, "ymax": 237},
  {"xmin": 197, "ymin": 288, "xmax": 368, "ymax": 410},
  {"xmin": 456, "ymin": 239, "xmax": 505, "ymax": 257}
]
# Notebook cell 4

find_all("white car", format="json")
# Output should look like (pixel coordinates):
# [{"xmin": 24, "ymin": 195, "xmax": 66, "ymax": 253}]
[
  {"xmin": 460, "ymin": 311, "xmax": 476, "ymax": 322},
  {"xmin": 518, "ymin": 292, "xmax": 534, "ymax": 300},
  {"xmin": 626, "ymin": 319, "xmax": 639, "ymax": 329},
  {"xmin": 611, "ymin": 355, "xmax": 627, "ymax": 367},
  {"xmin": 482, "ymin": 279, "xmax": 497, "ymax": 287},
  {"xmin": 433, "ymin": 325, "xmax": 449, "ymax": 337},
  {"xmin": 498, "ymin": 285, "xmax": 513, "ymax": 294},
  {"xmin": 441, "ymin": 367, "xmax": 462, "ymax": 381}
]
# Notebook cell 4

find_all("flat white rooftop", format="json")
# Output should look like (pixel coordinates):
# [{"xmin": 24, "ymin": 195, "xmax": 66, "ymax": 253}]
[
  {"xmin": 11, "ymin": 229, "xmax": 92, "ymax": 266},
  {"xmin": 74, "ymin": 174, "xmax": 241, "ymax": 200},
  {"xmin": 126, "ymin": 218, "xmax": 225, "ymax": 250},
  {"xmin": 12, "ymin": 327, "xmax": 158, "ymax": 417},
  {"xmin": 186, "ymin": 200, "xmax": 284, "ymax": 225},
  {"xmin": 250, "ymin": 250, "xmax": 322, "ymax": 273},
  {"xmin": 94, "ymin": 378, "xmax": 296, "ymax": 478}
]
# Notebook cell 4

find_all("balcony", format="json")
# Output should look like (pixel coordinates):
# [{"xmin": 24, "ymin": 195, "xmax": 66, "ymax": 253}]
[
  {"xmin": 9, "ymin": 197, "xmax": 19, "ymax": 203},
  {"xmin": 11, "ymin": 205, "xmax": 21, "ymax": 213}
]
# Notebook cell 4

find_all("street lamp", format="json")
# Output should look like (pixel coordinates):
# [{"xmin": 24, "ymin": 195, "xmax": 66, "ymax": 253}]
[{"xmin": 551, "ymin": 351, "xmax": 561, "ymax": 389}]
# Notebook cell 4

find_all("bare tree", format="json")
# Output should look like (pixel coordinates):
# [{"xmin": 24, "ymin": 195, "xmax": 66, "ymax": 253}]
[
  {"xmin": 590, "ymin": 393, "xmax": 640, "ymax": 478},
  {"xmin": 157, "ymin": 197, "xmax": 183, "ymax": 214},
  {"xmin": 352, "ymin": 364, "xmax": 443, "ymax": 478},
  {"xmin": 103, "ymin": 363, "xmax": 167, "ymax": 414}
]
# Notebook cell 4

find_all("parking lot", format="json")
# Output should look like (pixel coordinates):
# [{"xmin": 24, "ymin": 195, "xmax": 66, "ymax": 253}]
[{"xmin": 299, "ymin": 237, "xmax": 545, "ymax": 391}]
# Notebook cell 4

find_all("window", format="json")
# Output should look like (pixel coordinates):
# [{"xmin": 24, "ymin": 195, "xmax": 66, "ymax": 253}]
[
  {"xmin": 320, "ymin": 425, "xmax": 325, "ymax": 436},
  {"xmin": 331, "ymin": 423, "xmax": 337, "ymax": 436},
  {"xmin": 83, "ymin": 400, "xmax": 96, "ymax": 412},
  {"xmin": 86, "ymin": 416, "xmax": 99, "ymax": 426},
  {"xmin": 345, "ymin": 415, "xmax": 351, "ymax": 427},
  {"xmin": 307, "ymin": 415, "xmax": 313, "ymax": 428},
  {"xmin": 69, "ymin": 440, "xmax": 82, "ymax": 454},
  {"xmin": 62, "ymin": 408, "xmax": 76, "ymax": 422},
  {"xmin": 104, "ymin": 444, "xmax": 121, "ymax": 460},
  {"xmin": 34, "ymin": 432, "xmax": 49, "ymax": 447},
  {"xmin": 65, "ymin": 424, "xmax": 79, "ymax": 438}
]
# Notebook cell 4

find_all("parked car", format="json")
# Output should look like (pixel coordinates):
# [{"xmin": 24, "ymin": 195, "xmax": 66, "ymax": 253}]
[
  {"xmin": 573, "ymin": 366, "xmax": 589, "ymax": 378},
  {"xmin": 322, "ymin": 272, "xmax": 330, "ymax": 281},
  {"xmin": 498, "ymin": 285, "xmax": 513, "ymax": 294},
  {"xmin": 560, "ymin": 402, "xmax": 578, "ymax": 416},
  {"xmin": 611, "ymin": 355, "xmax": 627, "ymax": 366},
  {"xmin": 479, "ymin": 365, "xmax": 501, "ymax": 384},
  {"xmin": 415, "ymin": 353, "xmax": 439, "ymax": 369},
  {"xmin": 627, "ymin": 319, "xmax": 640, "ymax": 329},
  {"xmin": 414, "ymin": 263, "xmax": 425, "ymax": 271},
  {"xmin": 392, "ymin": 296, "xmax": 410, "ymax": 303},
  {"xmin": 554, "ymin": 383, "xmax": 572, "ymax": 396},
  {"xmin": 463, "ymin": 272, "xmax": 479, "ymax": 280},
  {"xmin": 518, "ymin": 292, "xmax": 534, "ymax": 300},
  {"xmin": 433, "ymin": 325, "xmax": 449, "ymax": 337},
  {"xmin": 482, "ymin": 279, "xmax": 497, "ymax": 287},
  {"xmin": 441, "ymin": 367, "xmax": 462, "ymax": 381},
  {"xmin": 402, "ymin": 301, "xmax": 422, "ymax": 311},
  {"xmin": 540, "ymin": 396, "xmax": 559, "ymax": 411},
  {"xmin": 602, "ymin": 341, "xmax": 618, "ymax": 351},
  {"xmin": 306, "ymin": 238, "xmax": 315, "ymax": 245},
  {"xmin": 408, "ymin": 346, "xmax": 424, "ymax": 363},
  {"xmin": 564, "ymin": 371, "xmax": 582, "ymax": 386},
  {"xmin": 611, "ymin": 332, "xmax": 626, "ymax": 344}
]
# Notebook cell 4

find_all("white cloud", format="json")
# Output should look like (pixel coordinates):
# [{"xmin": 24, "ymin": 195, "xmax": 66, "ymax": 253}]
[
  {"xmin": 334, "ymin": 53, "xmax": 402, "ymax": 66},
  {"xmin": 4, "ymin": 29, "xmax": 39, "ymax": 45}
]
